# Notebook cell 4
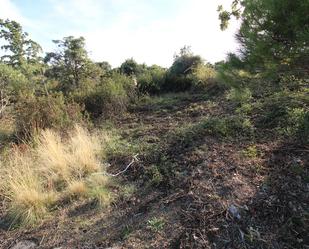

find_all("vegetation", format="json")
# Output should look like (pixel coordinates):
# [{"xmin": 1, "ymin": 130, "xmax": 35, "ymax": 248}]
[
  {"xmin": 0, "ymin": 125, "xmax": 112, "ymax": 226},
  {"xmin": 0, "ymin": 1, "xmax": 308, "ymax": 247}
]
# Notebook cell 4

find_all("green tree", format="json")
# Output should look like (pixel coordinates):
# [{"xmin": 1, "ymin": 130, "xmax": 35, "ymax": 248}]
[
  {"xmin": 163, "ymin": 46, "xmax": 203, "ymax": 92},
  {"xmin": 0, "ymin": 19, "xmax": 42, "ymax": 67},
  {"xmin": 120, "ymin": 58, "xmax": 144, "ymax": 76},
  {"xmin": 44, "ymin": 36, "xmax": 100, "ymax": 92},
  {"xmin": 218, "ymin": 0, "xmax": 309, "ymax": 73},
  {"xmin": 0, "ymin": 64, "xmax": 29, "ymax": 117},
  {"xmin": 169, "ymin": 46, "xmax": 202, "ymax": 76}
]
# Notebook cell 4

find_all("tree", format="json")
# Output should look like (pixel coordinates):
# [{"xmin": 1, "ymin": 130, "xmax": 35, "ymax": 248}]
[
  {"xmin": 0, "ymin": 19, "xmax": 42, "ymax": 67},
  {"xmin": 0, "ymin": 64, "xmax": 28, "ymax": 117},
  {"xmin": 44, "ymin": 36, "xmax": 100, "ymax": 92},
  {"xmin": 97, "ymin": 61, "xmax": 112, "ymax": 72},
  {"xmin": 120, "ymin": 58, "xmax": 144, "ymax": 76},
  {"xmin": 218, "ymin": 0, "xmax": 309, "ymax": 73},
  {"xmin": 169, "ymin": 46, "xmax": 203, "ymax": 76}
]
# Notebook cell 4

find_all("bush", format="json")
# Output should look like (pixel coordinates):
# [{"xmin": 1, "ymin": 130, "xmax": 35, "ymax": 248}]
[
  {"xmin": 161, "ymin": 46, "xmax": 203, "ymax": 92},
  {"xmin": 162, "ymin": 74, "xmax": 194, "ymax": 92},
  {"xmin": 137, "ymin": 66, "xmax": 166, "ymax": 94},
  {"xmin": 254, "ymin": 90, "xmax": 308, "ymax": 143},
  {"xmin": 191, "ymin": 63, "xmax": 217, "ymax": 92},
  {"xmin": 76, "ymin": 73, "xmax": 135, "ymax": 119},
  {"xmin": 227, "ymin": 87, "xmax": 252, "ymax": 105},
  {"xmin": 15, "ymin": 93, "xmax": 84, "ymax": 139}
]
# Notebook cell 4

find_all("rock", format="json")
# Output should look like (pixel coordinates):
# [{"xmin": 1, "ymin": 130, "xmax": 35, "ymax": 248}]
[
  {"xmin": 11, "ymin": 240, "xmax": 37, "ymax": 249},
  {"xmin": 228, "ymin": 204, "xmax": 241, "ymax": 220}
]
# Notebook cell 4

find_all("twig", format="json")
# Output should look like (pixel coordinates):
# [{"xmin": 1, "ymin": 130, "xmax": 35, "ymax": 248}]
[{"xmin": 93, "ymin": 154, "xmax": 139, "ymax": 177}]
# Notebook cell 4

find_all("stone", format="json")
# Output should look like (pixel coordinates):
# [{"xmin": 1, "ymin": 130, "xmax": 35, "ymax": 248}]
[{"xmin": 11, "ymin": 240, "xmax": 37, "ymax": 249}]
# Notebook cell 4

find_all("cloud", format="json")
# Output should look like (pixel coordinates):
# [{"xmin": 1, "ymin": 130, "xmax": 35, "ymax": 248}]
[{"xmin": 0, "ymin": 0, "xmax": 33, "ymax": 27}]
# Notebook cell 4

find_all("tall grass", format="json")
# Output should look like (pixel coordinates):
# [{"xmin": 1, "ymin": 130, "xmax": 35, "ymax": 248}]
[{"xmin": 0, "ymin": 125, "xmax": 112, "ymax": 227}]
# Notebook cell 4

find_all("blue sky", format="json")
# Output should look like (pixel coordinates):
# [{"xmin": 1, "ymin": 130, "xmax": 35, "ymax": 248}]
[{"xmin": 1, "ymin": 0, "xmax": 240, "ymax": 67}]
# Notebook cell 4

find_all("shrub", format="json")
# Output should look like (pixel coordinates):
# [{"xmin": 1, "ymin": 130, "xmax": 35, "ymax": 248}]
[
  {"xmin": 147, "ymin": 217, "xmax": 165, "ymax": 232},
  {"xmin": 79, "ymin": 73, "xmax": 135, "ymax": 119},
  {"xmin": 255, "ymin": 91, "xmax": 308, "ymax": 143},
  {"xmin": 162, "ymin": 74, "xmax": 194, "ymax": 92},
  {"xmin": 200, "ymin": 116, "xmax": 254, "ymax": 138},
  {"xmin": 227, "ymin": 87, "xmax": 252, "ymax": 105},
  {"xmin": 137, "ymin": 66, "xmax": 166, "ymax": 94},
  {"xmin": 162, "ymin": 46, "xmax": 203, "ymax": 92},
  {"xmin": 15, "ymin": 93, "xmax": 84, "ymax": 139},
  {"xmin": 191, "ymin": 63, "xmax": 217, "ymax": 92}
]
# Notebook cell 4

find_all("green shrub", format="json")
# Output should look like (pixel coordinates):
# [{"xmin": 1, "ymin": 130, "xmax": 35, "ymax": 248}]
[
  {"xmin": 255, "ymin": 91, "xmax": 308, "ymax": 143},
  {"xmin": 162, "ymin": 74, "xmax": 194, "ymax": 92},
  {"xmin": 161, "ymin": 46, "xmax": 203, "ymax": 92},
  {"xmin": 146, "ymin": 165, "xmax": 163, "ymax": 187},
  {"xmin": 242, "ymin": 145, "xmax": 258, "ymax": 158},
  {"xmin": 137, "ymin": 66, "xmax": 166, "ymax": 94},
  {"xmin": 15, "ymin": 93, "xmax": 84, "ymax": 138},
  {"xmin": 227, "ymin": 87, "xmax": 252, "ymax": 105},
  {"xmin": 172, "ymin": 115, "xmax": 254, "ymax": 150},
  {"xmin": 191, "ymin": 63, "xmax": 217, "ymax": 92},
  {"xmin": 76, "ymin": 73, "xmax": 135, "ymax": 119}
]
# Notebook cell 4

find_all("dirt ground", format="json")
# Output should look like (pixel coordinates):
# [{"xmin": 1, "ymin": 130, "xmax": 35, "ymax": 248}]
[{"xmin": 1, "ymin": 93, "xmax": 308, "ymax": 249}]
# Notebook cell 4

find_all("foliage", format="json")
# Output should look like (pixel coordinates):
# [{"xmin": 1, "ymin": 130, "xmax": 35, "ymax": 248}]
[
  {"xmin": 147, "ymin": 217, "xmax": 165, "ymax": 232},
  {"xmin": 227, "ymin": 87, "xmax": 252, "ymax": 105},
  {"xmin": 15, "ymin": 93, "xmax": 84, "ymax": 138},
  {"xmin": 120, "ymin": 58, "xmax": 145, "ymax": 76},
  {"xmin": 218, "ymin": 0, "xmax": 309, "ymax": 73},
  {"xmin": 137, "ymin": 65, "xmax": 166, "ymax": 94},
  {"xmin": 191, "ymin": 63, "xmax": 217, "ymax": 92},
  {"xmin": 44, "ymin": 36, "xmax": 102, "ymax": 93},
  {"xmin": 0, "ymin": 19, "xmax": 42, "ymax": 67},
  {"xmin": 146, "ymin": 165, "xmax": 163, "ymax": 187},
  {"xmin": 242, "ymin": 145, "xmax": 258, "ymax": 158},
  {"xmin": 75, "ymin": 72, "xmax": 135, "ymax": 119},
  {"xmin": 0, "ymin": 64, "xmax": 29, "ymax": 117},
  {"xmin": 163, "ymin": 46, "xmax": 203, "ymax": 92}
]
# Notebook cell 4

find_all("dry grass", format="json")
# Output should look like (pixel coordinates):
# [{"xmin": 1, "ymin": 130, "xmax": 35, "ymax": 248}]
[{"xmin": 0, "ymin": 125, "xmax": 112, "ymax": 226}]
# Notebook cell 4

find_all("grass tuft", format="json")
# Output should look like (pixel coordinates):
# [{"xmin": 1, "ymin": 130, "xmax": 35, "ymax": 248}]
[{"xmin": 0, "ymin": 125, "xmax": 113, "ymax": 227}]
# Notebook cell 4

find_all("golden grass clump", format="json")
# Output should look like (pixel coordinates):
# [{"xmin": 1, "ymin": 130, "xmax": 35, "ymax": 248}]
[
  {"xmin": 68, "ymin": 125, "xmax": 101, "ymax": 175},
  {"xmin": 66, "ymin": 180, "xmax": 88, "ymax": 198},
  {"xmin": 1, "ymin": 151, "xmax": 57, "ymax": 226},
  {"xmin": 0, "ymin": 125, "xmax": 112, "ymax": 226}
]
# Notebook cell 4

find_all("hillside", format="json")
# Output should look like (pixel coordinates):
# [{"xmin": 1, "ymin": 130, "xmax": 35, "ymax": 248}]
[
  {"xmin": 1, "ymin": 91, "xmax": 307, "ymax": 248},
  {"xmin": 1, "ymin": 1, "xmax": 308, "ymax": 248}
]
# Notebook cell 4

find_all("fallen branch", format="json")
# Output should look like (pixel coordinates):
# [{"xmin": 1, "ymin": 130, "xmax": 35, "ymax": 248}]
[{"xmin": 93, "ymin": 154, "xmax": 139, "ymax": 177}]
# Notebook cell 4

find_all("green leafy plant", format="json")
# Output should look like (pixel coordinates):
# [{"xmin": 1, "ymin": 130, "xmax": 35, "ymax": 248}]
[{"xmin": 147, "ymin": 217, "xmax": 165, "ymax": 232}]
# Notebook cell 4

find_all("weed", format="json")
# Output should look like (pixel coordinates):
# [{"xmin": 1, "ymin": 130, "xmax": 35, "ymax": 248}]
[
  {"xmin": 120, "ymin": 184, "xmax": 136, "ymax": 201},
  {"xmin": 147, "ymin": 217, "xmax": 165, "ymax": 232},
  {"xmin": 146, "ymin": 165, "xmax": 164, "ymax": 187},
  {"xmin": 242, "ymin": 145, "xmax": 258, "ymax": 158},
  {"xmin": 121, "ymin": 225, "xmax": 133, "ymax": 240}
]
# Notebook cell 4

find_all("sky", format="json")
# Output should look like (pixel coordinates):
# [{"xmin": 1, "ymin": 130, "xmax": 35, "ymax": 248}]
[{"xmin": 0, "ymin": 0, "xmax": 240, "ymax": 68}]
